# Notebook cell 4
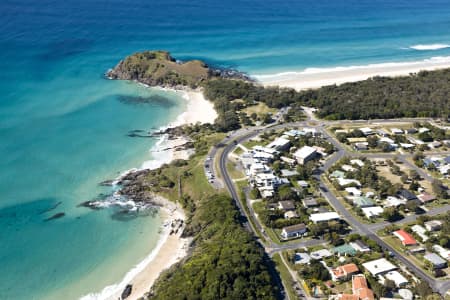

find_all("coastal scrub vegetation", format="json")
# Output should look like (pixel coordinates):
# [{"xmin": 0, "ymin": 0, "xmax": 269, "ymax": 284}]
[
  {"xmin": 149, "ymin": 194, "xmax": 279, "ymax": 300},
  {"xmin": 109, "ymin": 51, "xmax": 450, "ymax": 129}
]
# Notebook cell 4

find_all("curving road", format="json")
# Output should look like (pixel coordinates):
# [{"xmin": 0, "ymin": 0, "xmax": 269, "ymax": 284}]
[{"xmin": 215, "ymin": 119, "xmax": 450, "ymax": 296}]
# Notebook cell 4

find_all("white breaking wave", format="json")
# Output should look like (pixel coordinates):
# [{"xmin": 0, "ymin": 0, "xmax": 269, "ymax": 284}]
[
  {"xmin": 79, "ymin": 223, "xmax": 171, "ymax": 300},
  {"xmin": 409, "ymin": 44, "xmax": 450, "ymax": 51},
  {"xmin": 254, "ymin": 55, "xmax": 450, "ymax": 82}
]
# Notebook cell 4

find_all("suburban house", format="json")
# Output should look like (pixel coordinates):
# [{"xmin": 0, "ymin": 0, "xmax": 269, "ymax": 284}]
[
  {"xmin": 360, "ymin": 127, "xmax": 374, "ymax": 136},
  {"xmin": 362, "ymin": 258, "xmax": 397, "ymax": 277},
  {"xmin": 350, "ymin": 240, "xmax": 371, "ymax": 253},
  {"xmin": 294, "ymin": 146, "xmax": 318, "ymax": 164},
  {"xmin": 361, "ymin": 206, "xmax": 384, "ymax": 219},
  {"xmin": 294, "ymin": 252, "xmax": 311, "ymax": 264},
  {"xmin": 432, "ymin": 245, "xmax": 450, "ymax": 260},
  {"xmin": 302, "ymin": 198, "xmax": 319, "ymax": 208},
  {"xmin": 278, "ymin": 200, "xmax": 295, "ymax": 211},
  {"xmin": 354, "ymin": 142, "xmax": 368, "ymax": 151},
  {"xmin": 381, "ymin": 271, "xmax": 408, "ymax": 287},
  {"xmin": 397, "ymin": 189, "xmax": 418, "ymax": 202},
  {"xmin": 352, "ymin": 196, "xmax": 374, "ymax": 208},
  {"xmin": 411, "ymin": 225, "xmax": 429, "ymax": 242},
  {"xmin": 310, "ymin": 249, "xmax": 332, "ymax": 260},
  {"xmin": 424, "ymin": 253, "xmax": 448, "ymax": 269},
  {"xmin": 310, "ymin": 212, "xmax": 340, "ymax": 223},
  {"xmin": 281, "ymin": 223, "xmax": 307, "ymax": 239},
  {"xmin": 425, "ymin": 220, "xmax": 443, "ymax": 231},
  {"xmin": 266, "ymin": 137, "xmax": 291, "ymax": 151},
  {"xmin": 332, "ymin": 244, "xmax": 357, "ymax": 256},
  {"xmin": 331, "ymin": 263, "xmax": 359, "ymax": 281},
  {"xmin": 393, "ymin": 230, "xmax": 417, "ymax": 246},
  {"xmin": 352, "ymin": 275, "xmax": 375, "ymax": 300},
  {"xmin": 417, "ymin": 192, "xmax": 436, "ymax": 204},
  {"xmin": 284, "ymin": 210, "xmax": 299, "ymax": 219},
  {"xmin": 391, "ymin": 128, "xmax": 403, "ymax": 135}
]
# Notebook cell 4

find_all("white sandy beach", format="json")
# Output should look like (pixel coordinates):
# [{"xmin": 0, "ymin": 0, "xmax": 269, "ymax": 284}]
[
  {"xmin": 103, "ymin": 90, "xmax": 215, "ymax": 300},
  {"xmin": 125, "ymin": 199, "xmax": 190, "ymax": 300},
  {"xmin": 257, "ymin": 55, "xmax": 450, "ymax": 90}
]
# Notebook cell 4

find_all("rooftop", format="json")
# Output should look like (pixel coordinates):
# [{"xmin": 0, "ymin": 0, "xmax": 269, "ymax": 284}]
[
  {"xmin": 310, "ymin": 212, "xmax": 340, "ymax": 223},
  {"xmin": 294, "ymin": 146, "xmax": 317, "ymax": 159},
  {"xmin": 362, "ymin": 258, "xmax": 397, "ymax": 276},
  {"xmin": 393, "ymin": 230, "xmax": 417, "ymax": 246}
]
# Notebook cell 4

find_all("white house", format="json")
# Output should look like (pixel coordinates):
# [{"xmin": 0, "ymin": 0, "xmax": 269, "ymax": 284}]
[
  {"xmin": 411, "ymin": 225, "xmax": 429, "ymax": 242},
  {"xmin": 363, "ymin": 258, "xmax": 397, "ymax": 276},
  {"xmin": 281, "ymin": 223, "xmax": 307, "ymax": 239},
  {"xmin": 294, "ymin": 146, "xmax": 318, "ymax": 165},
  {"xmin": 266, "ymin": 137, "xmax": 291, "ymax": 151},
  {"xmin": 310, "ymin": 212, "xmax": 340, "ymax": 223},
  {"xmin": 361, "ymin": 206, "xmax": 384, "ymax": 219},
  {"xmin": 381, "ymin": 271, "xmax": 408, "ymax": 287}
]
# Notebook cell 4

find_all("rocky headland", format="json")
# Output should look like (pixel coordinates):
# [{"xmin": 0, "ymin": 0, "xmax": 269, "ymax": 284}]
[{"xmin": 106, "ymin": 50, "xmax": 251, "ymax": 88}]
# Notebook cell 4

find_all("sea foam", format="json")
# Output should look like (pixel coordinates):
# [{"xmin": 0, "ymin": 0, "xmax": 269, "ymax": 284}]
[
  {"xmin": 79, "ymin": 224, "xmax": 171, "ymax": 300},
  {"xmin": 409, "ymin": 44, "xmax": 450, "ymax": 51},
  {"xmin": 254, "ymin": 55, "xmax": 450, "ymax": 82}
]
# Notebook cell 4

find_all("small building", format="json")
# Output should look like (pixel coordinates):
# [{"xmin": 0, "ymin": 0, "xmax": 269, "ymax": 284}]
[
  {"xmin": 345, "ymin": 187, "xmax": 361, "ymax": 196},
  {"xmin": 354, "ymin": 142, "xmax": 369, "ymax": 151},
  {"xmin": 417, "ymin": 193, "xmax": 436, "ymax": 204},
  {"xmin": 352, "ymin": 196, "xmax": 374, "ymax": 208},
  {"xmin": 280, "ymin": 156, "xmax": 296, "ymax": 166},
  {"xmin": 310, "ymin": 249, "xmax": 332, "ymax": 260},
  {"xmin": 397, "ymin": 189, "xmax": 418, "ymax": 202},
  {"xmin": 428, "ymin": 141, "xmax": 442, "ymax": 149},
  {"xmin": 278, "ymin": 200, "xmax": 296, "ymax": 211},
  {"xmin": 350, "ymin": 159, "xmax": 365, "ymax": 167},
  {"xmin": 377, "ymin": 129, "xmax": 390, "ymax": 137},
  {"xmin": 350, "ymin": 240, "xmax": 371, "ymax": 253},
  {"xmin": 348, "ymin": 137, "xmax": 368, "ymax": 144},
  {"xmin": 423, "ymin": 253, "xmax": 448, "ymax": 269},
  {"xmin": 382, "ymin": 271, "xmax": 408, "ymax": 287},
  {"xmin": 330, "ymin": 170, "xmax": 345, "ymax": 179},
  {"xmin": 405, "ymin": 128, "xmax": 418, "ymax": 134},
  {"xmin": 284, "ymin": 210, "xmax": 299, "ymax": 219},
  {"xmin": 266, "ymin": 137, "xmax": 291, "ymax": 151},
  {"xmin": 411, "ymin": 225, "xmax": 429, "ymax": 242},
  {"xmin": 360, "ymin": 127, "xmax": 374, "ymax": 136},
  {"xmin": 302, "ymin": 198, "xmax": 319, "ymax": 208},
  {"xmin": 352, "ymin": 274, "xmax": 375, "ymax": 300},
  {"xmin": 332, "ymin": 244, "xmax": 357, "ymax": 256},
  {"xmin": 310, "ymin": 212, "xmax": 340, "ymax": 223},
  {"xmin": 425, "ymin": 220, "xmax": 443, "ymax": 232},
  {"xmin": 361, "ymin": 206, "xmax": 384, "ymax": 219},
  {"xmin": 342, "ymin": 164, "xmax": 356, "ymax": 172},
  {"xmin": 280, "ymin": 169, "xmax": 299, "ymax": 177},
  {"xmin": 393, "ymin": 230, "xmax": 417, "ymax": 246},
  {"xmin": 294, "ymin": 146, "xmax": 318, "ymax": 165},
  {"xmin": 384, "ymin": 196, "xmax": 406, "ymax": 207},
  {"xmin": 391, "ymin": 128, "xmax": 403, "ymax": 135},
  {"xmin": 432, "ymin": 245, "xmax": 450, "ymax": 260},
  {"xmin": 331, "ymin": 263, "xmax": 359, "ymax": 281},
  {"xmin": 281, "ymin": 223, "xmax": 307, "ymax": 239},
  {"xmin": 363, "ymin": 258, "xmax": 397, "ymax": 276},
  {"xmin": 418, "ymin": 127, "xmax": 430, "ymax": 133},
  {"xmin": 294, "ymin": 252, "xmax": 311, "ymax": 264},
  {"xmin": 297, "ymin": 180, "xmax": 309, "ymax": 188},
  {"xmin": 337, "ymin": 178, "xmax": 361, "ymax": 187}
]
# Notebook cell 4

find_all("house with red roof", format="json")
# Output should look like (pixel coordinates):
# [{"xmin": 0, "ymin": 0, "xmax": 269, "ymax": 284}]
[{"xmin": 393, "ymin": 229, "xmax": 417, "ymax": 246}]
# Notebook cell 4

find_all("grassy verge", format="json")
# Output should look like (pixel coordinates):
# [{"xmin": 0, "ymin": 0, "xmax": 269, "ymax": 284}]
[{"xmin": 272, "ymin": 253, "xmax": 298, "ymax": 300}]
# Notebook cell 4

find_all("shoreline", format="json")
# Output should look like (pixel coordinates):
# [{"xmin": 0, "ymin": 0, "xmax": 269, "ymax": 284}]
[
  {"xmin": 81, "ymin": 88, "xmax": 216, "ymax": 300},
  {"xmin": 255, "ymin": 55, "xmax": 450, "ymax": 90}
]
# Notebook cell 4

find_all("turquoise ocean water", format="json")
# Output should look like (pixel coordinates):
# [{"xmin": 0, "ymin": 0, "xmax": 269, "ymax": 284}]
[{"xmin": 2, "ymin": 0, "xmax": 450, "ymax": 299}]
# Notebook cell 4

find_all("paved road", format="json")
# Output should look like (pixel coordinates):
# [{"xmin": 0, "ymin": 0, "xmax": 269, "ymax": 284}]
[{"xmin": 214, "ymin": 119, "xmax": 450, "ymax": 296}]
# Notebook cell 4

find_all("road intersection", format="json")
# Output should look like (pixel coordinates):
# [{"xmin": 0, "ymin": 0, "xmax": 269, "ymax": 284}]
[{"xmin": 208, "ymin": 116, "xmax": 450, "ymax": 296}]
